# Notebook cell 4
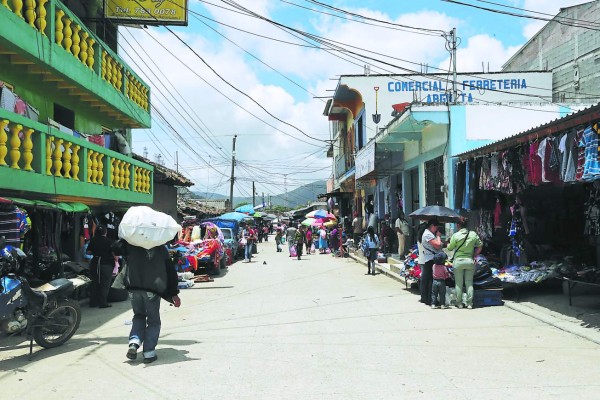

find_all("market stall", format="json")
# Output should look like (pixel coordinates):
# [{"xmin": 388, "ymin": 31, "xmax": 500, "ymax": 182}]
[
  {"xmin": 173, "ymin": 220, "xmax": 225, "ymax": 275},
  {"xmin": 454, "ymin": 108, "xmax": 600, "ymax": 302}
]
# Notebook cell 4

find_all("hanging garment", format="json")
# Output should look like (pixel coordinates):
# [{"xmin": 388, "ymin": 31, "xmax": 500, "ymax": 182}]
[
  {"xmin": 494, "ymin": 200, "xmax": 502, "ymax": 229},
  {"xmin": 0, "ymin": 86, "xmax": 17, "ymax": 112},
  {"xmin": 579, "ymin": 125, "xmax": 600, "ymax": 181},
  {"xmin": 584, "ymin": 185, "xmax": 600, "ymax": 237},
  {"xmin": 0, "ymin": 208, "xmax": 20, "ymax": 247},
  {"xmin": 462, "ymin": 159, "xmax": 471, "ymax": 210},
  {"xmin": 575, "ymin": 129, "xmax": 586, "ymax": 181},
  {"xmin": 490, "ymin": 153, "xmax": 500, "ymax": 189},
  {"xmin": 559, "ymin": 133, "xmax": 568, "ymax": 181},
  {"xmin": 537, "ymin": 138, "xmax": 549, "ymax": 182},
  {"xmin": 564, "ymin": 131, "xmax": 578, "ymax": 182},
  {"xmin": 479, "ymin": 156, "xmax": 491, "ymax": 190},
  {"xmin": 544, "ymin": 137, "xmax": 561, "ymax": 183},
  {"xmin": 454, "ymin": 161, "xmax": 465, "ymax": 209},
  {"xmin": 530, "ymin": 141, "xmax": 543, "ymax": 185}
]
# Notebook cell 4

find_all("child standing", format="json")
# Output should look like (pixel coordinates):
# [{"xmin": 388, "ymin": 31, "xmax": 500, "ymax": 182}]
[{"xmin": 431, "ymin": 252, "xmax": 451, "ymax": 309}]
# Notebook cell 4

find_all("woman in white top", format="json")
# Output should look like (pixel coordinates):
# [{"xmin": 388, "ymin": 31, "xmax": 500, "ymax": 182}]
[{"xmin": 418, "ymin": 219, "xmax": 443, "ymax": 305}]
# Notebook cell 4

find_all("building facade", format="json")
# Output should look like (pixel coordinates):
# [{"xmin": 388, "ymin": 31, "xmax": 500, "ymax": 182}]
[{"xmin": 0, "ymin": 0, "xmax": 154, "ymax": 206}]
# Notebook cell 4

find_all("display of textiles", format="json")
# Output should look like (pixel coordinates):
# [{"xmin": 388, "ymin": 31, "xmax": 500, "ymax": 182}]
[
  {"xmin": 584, "ymin": 183, "xmax": 600, "ymax": 237},
  {"xmin": 477, "ymin": 210, "xmax": 493, "ymax": 242}
]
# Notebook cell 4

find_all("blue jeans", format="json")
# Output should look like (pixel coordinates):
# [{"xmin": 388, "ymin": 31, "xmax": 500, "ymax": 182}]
[
  {"xmin": 245, "ymin": 243, "xmax": 252, "ymax": 260},
  {"xmin": 432, "ymin": 279, "xmax": 447, "ymax": 306},
  {"xmin": 129, "ymin": 291, "xmax": 161, "ymax": 358}
]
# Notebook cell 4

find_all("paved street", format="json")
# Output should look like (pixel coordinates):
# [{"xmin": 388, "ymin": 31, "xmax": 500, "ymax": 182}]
[{"xmin": 2, "ymin": 239, "xmax": 600, "ymax": 400}]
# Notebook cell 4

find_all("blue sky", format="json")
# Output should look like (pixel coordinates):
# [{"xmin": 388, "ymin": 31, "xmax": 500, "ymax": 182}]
[{"xmin": 122, "ymin": 0, "xmax": 585, "ymax": 198}]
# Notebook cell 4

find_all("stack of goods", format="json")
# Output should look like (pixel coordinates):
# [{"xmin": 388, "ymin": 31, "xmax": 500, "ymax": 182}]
[
  {"xmin": 494, "ymin": 260, "xmax": 561, "ymax": 284},
  {"xmin": 400, "ymin": 246, "xmax": 421, "ymax": 281},
  {"xmin": 473, "ymin": 256, "xmax": 502, "ymax": 289},
  {"xmin": 168, "ymin": 239, "xmax": 224, "ymax": 272},
  {"xmin": 177, "ymin": 271, "xmax": 195, "ymax": 289},
  {"xmin": 558, "ymin": 263, "xmax": 600, "ymax": 284}
]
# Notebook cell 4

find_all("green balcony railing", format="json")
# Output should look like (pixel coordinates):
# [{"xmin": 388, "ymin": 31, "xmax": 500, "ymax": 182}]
[
  {"xmin": 0, "ymin": 0, "xmax": 151, "ymax": 125},
  {"xmin": 0, "ymin": 108, "xmax": 153, "ymax": 204}
]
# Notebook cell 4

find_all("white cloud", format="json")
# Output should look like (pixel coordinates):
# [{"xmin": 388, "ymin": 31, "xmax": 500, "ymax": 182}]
[
  {"xmin": 521, "ymin": 0, "xmax": 590, "ymax": 39},
  {"xmin": 438, "ymin": 34, "xmax": 522, "ymax": 72}
]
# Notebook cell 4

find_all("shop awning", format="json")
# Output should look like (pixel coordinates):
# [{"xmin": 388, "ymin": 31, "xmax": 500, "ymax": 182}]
[{"xmin": 4, "ymin": 198, "xmax": 89, "ymax": 212}]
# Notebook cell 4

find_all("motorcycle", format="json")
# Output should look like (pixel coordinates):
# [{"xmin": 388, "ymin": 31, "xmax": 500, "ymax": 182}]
[{"xmin": 0, "ymin": 238, "xmax": 81, "ymax": 359}]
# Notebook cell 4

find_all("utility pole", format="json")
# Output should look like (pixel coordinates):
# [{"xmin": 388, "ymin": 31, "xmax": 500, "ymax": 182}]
[
  {"xmin": 252, "ymin": 181, "xmax": 256, "ymax": 208},
  {"xmin": 229, "ymin": 135, "xmax": 237, "ymax": 211},
  {"xmin": 262, "ymin": 192, "xmax": 265, "ymax": 208},
  {"xmin": 283, "ymin": 174, "xmax": 288, "ymax": 209},
  {"xmin": 175, "ymin": 151, "xmax": 178, "ymax": 173},
  {"xmin": 451, "ymin": 27, "xmax": 458, "ymax": 104}
]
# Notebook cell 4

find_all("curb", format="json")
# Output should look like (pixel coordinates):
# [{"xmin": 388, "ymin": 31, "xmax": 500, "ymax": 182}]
[
  {"xmin": 503, "ymin": 300, "xmax": 600, "ymax": 346},
  {"xmin": 347, "ymin": 252, "xmax": 600, "ymax": 345}
]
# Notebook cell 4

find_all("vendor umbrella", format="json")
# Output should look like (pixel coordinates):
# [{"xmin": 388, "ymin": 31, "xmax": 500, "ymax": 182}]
[
  {"xmin": 235, "ymin": 204, "xmax": 255, "ymax": 214},
  {"xmin": 301, "ymin": 218, "xmax": 315, "ymax": 227},
  {"xmin": 306, "ymin": 209, "xmax": 328, "ymax": 219},
  {"xmin": 408, "ymin": 205, "xmax": 462, "ymax": 224}
]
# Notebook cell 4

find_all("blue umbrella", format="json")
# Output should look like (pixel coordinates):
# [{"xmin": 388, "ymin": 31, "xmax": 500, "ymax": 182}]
[
  {"xmin": 313, "ymin": 209, "xmax": 328, "ymax": 219},
  {"xmin": 235, "ymin": 204, "xmax": 255, "ymax": 214},
  {"xmin": 219, "ymin": 212, "xmax": 254, "ymax": 222}
]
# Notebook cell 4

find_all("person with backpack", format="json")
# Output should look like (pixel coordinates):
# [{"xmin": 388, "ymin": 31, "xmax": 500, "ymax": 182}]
[
  {"xmin": 365, "ymin": 226, "xmax": 380, "ymax": 275},
  {"xmin": 447, "ymin": 217, "xmax": 483, "ymax": 309}
]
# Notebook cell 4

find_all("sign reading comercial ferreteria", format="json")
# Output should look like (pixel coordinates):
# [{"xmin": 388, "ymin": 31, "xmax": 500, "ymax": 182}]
[{"xmin": 104, "ymin": 0, "xmax": 188, "ymax": 26}]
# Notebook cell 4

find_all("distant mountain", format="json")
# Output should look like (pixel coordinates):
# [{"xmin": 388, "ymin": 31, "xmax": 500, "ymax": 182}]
[{"xmin": 188, "ymin": 180, "xmax": 327, "ymax": 208}]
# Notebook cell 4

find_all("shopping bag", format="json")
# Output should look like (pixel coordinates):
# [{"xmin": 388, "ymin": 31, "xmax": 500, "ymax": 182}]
[
  {"xmin": 311, "ymin": 243, "xmax": 315, "ymax": 253},
  {"xmin": 290, "ymin": 245, "xmax": 297, "ymax": 258},
  {"xmin": 111, "ymin": 263, "xmax": 128, "ymax": 289}
]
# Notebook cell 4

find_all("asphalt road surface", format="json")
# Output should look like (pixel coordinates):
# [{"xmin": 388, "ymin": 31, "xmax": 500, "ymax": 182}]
[{"xmin": 1, "ymin": 238, "xmax": 599, "ymax": 399}]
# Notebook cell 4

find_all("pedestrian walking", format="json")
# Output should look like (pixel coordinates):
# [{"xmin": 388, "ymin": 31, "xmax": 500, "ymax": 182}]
[
  {"xmin": 318, "ymin": 226, "xmax": 328, "ymax": 254},
  {"xmin": 86, "ymin": 225, "xmax": 116, "ymax": 308},
  {"xmin": 305, "ymin": 227, "xmax": 312, "ymax": 254},
  {"xmin": 125, "ymin": 243, "xmax": 181, "ymax": 363},
  {"xmin": 418, "ymin": 219, "xmax": 443, "ymax": 306},
  {"xmin": 352, "ymin": 212, "xmax": 363, "ymax": 249},
  {"xmin": 431, "ymin": 251, "xmax": 450, "ymax": 309},
  {"xmin": 295, "ymin": 225, "xmax": 306, "ymax": 260},
  {"xmin": 286, "ymin": 224, "xmax": 297, "ymax": 257},
  {"xmin": 365, "ymin": 226, "xmax": 380, "ymax": 275},
  {"xmin": 275, "ymin": 229, "xmax": 283, "ymax": 252},
  {"xmin": 241, "ymin": 223, "xmax": 252, "ymax": 262},
  {"xmin": 447, "ymin": 217, "xmax": 483, "ymax": 309}
]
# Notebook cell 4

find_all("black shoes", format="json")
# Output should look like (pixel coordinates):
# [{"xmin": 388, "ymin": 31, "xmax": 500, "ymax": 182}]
[
  {"xmin": 126, "ymin": 344, "xmax": 139, "ymax": 360},
  {"xmin": 144, "ymin": 355, "xmax": 158, "ymax": 364}
]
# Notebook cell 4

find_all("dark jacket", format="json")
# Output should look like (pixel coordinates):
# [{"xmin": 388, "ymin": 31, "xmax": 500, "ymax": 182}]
[{"xmin": 125, "ymin": 244, "xmax": 179, "ymax": 302}]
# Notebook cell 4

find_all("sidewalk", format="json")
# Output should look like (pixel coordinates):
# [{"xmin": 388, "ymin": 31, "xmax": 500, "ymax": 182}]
[{"xmin": 347, "ymin": 249, "xmax": 600, "ymax": 344}]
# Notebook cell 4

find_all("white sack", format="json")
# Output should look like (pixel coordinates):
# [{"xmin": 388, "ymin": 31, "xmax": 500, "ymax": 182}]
[{"xmin": 118, "ymin": 206, "xmax": 182, "ymax": 250}]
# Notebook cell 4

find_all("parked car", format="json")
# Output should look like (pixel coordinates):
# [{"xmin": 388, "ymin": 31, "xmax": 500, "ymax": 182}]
[{"xmin": 220, "ymin": 228, "xmax": 239, "ymax": 261}]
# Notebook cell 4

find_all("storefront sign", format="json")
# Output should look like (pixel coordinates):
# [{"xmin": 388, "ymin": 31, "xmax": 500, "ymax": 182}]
[
  {"xmin": 356, "ymin": 179, "xmax": 376, "ymax": 190},
  {"xmin": 339, "ymin": 72, "xmax": 552, "ymax": 142},
  {"xmin": 104, "ymin": 0, "xmax": 188, "ymax": 26},
  {"xmin": 355, "ymin": 140, "xmax": 376, "ymax": 179}
]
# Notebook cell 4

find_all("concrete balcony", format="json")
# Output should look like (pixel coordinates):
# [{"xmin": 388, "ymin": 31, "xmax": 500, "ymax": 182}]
[
  {"xmin": 0, "ymin": 108, "xmax": 153, "ymax": 205},
  {"xmin": 0, "ymin": 0, "xmax": 151, "ymax": 129}
]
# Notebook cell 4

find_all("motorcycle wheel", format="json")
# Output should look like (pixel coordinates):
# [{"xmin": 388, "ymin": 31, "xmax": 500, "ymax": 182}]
[{"xmin": 33, "ymin": 298, "xmax": 81, "ymax": 349}]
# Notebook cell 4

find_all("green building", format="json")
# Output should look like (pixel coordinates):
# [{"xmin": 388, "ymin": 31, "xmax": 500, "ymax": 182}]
[{"xmin": 0, "ymin": 0, "xmax": 154, "ymax": 207}]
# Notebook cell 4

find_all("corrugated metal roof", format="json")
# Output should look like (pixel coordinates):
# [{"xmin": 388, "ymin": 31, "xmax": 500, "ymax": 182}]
[{"xmin": 454, "ymin": 103, "xmax": 600, "ymax": 159}]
